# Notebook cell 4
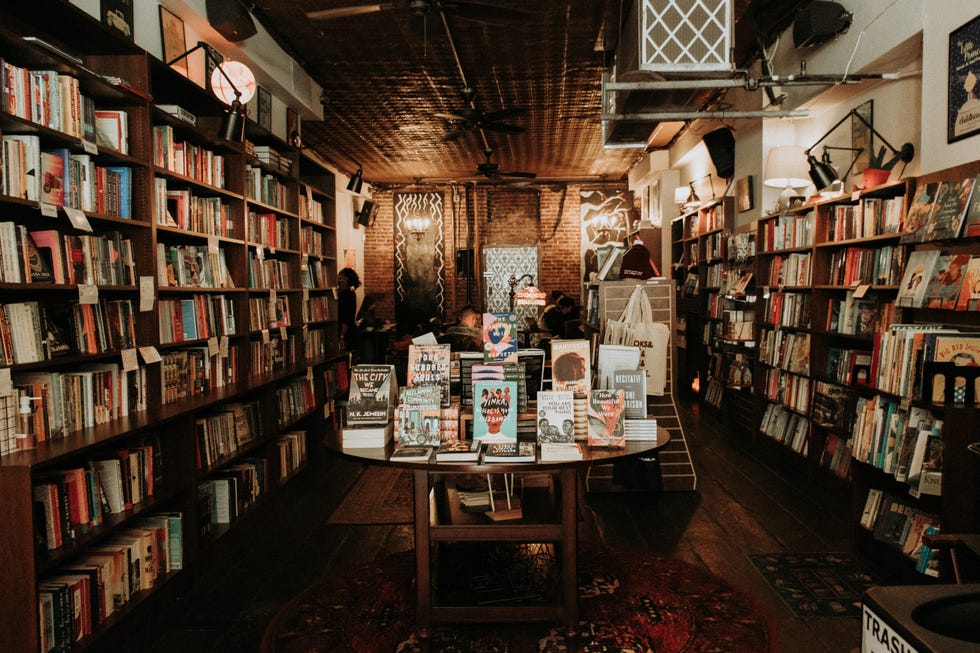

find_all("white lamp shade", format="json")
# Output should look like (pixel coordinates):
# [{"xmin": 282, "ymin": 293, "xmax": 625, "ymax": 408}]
[
  {"xmin": 674, "ymin": 186, "xmax": 690, "ymax": 204},
  {"xmin": 763, "ymin": 146, "xmax": 810, "ymax": 189},
  {"xmin": 210, "ymin": 61, "xmax": 256, "ymax": 105}
]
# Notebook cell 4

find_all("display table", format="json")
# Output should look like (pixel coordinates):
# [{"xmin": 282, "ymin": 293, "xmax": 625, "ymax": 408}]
[{"xmin": 324, "ymin": 431, "xmax": 671, "ymax": 636}]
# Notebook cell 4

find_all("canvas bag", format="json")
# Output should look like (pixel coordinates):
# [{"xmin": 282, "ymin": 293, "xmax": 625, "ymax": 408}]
[{"xmin": 605, "ymin": 285, "xmax": 669, "ymax": 395}]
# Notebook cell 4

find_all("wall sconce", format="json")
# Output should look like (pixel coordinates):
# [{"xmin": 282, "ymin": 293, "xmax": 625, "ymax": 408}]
[
  {"xmin": 346, "ymin": 166, "xmax": 364, "ymax": 193},
  {"xmin": 681, "ymin": 173, "xmax": 713, "ymax": 212},
  {"xmin": 804, "ymin": 108, "xmax": 914, "ymax": 190},
  {"xmin": 167, "ymin": 42, "xmax": 255, "ymax": 141},
  {"xmin": 405, "ymin": 213, "xmax": 432, "ymax": 240},
  {"xmin": 763, "ymin": 145, "xmax": 811, "ymax": 210}
]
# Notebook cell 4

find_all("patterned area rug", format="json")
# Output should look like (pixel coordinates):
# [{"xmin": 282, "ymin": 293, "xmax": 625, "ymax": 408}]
[
  {"xmin": 749, "ymin": 552, "xmax": 881, "ymax": 619},
  {"xmin": 327, "ymin": 466, "xmax": 414, "ymax": 524},
  {"xmin": 261, "ymin": 543, "xmax": 776, "ymax": 653}
]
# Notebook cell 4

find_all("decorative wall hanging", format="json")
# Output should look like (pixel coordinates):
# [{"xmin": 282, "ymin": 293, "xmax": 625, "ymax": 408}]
[
  {"xmin": 580, "ymin": 189, "xmax": 631, "ymax": 281},
  {"xmin": 394, "ymin": 191, "xmax": 445, "ymax": 318}
]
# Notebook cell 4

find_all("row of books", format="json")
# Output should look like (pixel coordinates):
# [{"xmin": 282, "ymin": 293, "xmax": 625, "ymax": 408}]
[
  {"xmin": 299, "ymin": 225, "xmax": 330, "ymax": 257},
  {"xmin": 161, "ymin": 346, "xmax": 237, "ymax": 406},
  {"xmin": 247, "ymin": 211, "xmax": 293, "ymax": 249},
  {"xmin": 704, "ymin": 232, "xmax": 723, "ymax": 261},
  {"xmin": 823, "ymin": 244, "xmax": 907, "ymax": 287},
  {"xmin": 818, "ymin": 432, "xmax": 853, "ymax": 479},
  {"xmin": 896, "ymin": 250, "xmax": 978, "ymax": 310},
  {"xmin": 300, "ymin": 259, "xmax": 333, "ymax": 289},
  {"xmin": 198, "ymin": 458, "xmax": 267, "ymax": 530},
  {"xmin": 248, "ymin": 295, "xmax": 291, "ymax": 331},
  {"xmin": 68, "ymin": 299, "xmax": 137, "ymax": 355},
  {"xmin": 758, "ymin": 290, "xmax": 811, "ymax": 329},
  {"xmin": 250, "ymin": 144, "xmax": 293, "ymax": 176},
  {"xmin": 826, "ymin": 196, "xmax": 906, "ymax": 241},
  {"xmin": 765, "ymin": 252, "xmax": 811, "ymax": 287},
  {"xmin": 158, "ymin": 243, "xmax": 234, "ymax": 289},
  {"xmin": 760, "ymin": 210, "xmax": 813, "ymax": 252},
  {"xmin": 276, "ymin": 431, "xmax": 308, "ymax": 482},
  {"xmin": 298, "ymin": 185, "xmax": 325, "ymax": 223},
  {"xmin": 0, "ymin": 64, "xmax": 97, "ymax": 141},
  {"xmin": 761, "ymin": 368, "xmax": 811, "ymax": 414},
  {"xmin": 824, "ymin": 347, "xmax": 872, "ymax": 386},
  {"xmin": 155, "ymin": 180, "xmax": 235, "ymax": 237},
  {"xmin": 757, "ymin": 328, "xmax": 810, "ymax": 375},
  {"xmin": 158, "ymin": 295, "xmax": 237, "ymax": 344},
  {"xmin": 873, "ymin": 326, "xmax": 980, "ymax": 402},
  {"xmin": 705, "ymin": 261, "xmax": 723, "ymax": 288},
  {"xmin": 721, "ymin": 308, "xmax": 755, "ymax": 342},
  {"xmin": 247, "ymin": 251, "xmax": 294, "ymax": 289},
  {"xmin": 759, "ymin": 401, "xmax": 809, "ymax": 454},
  {"xmin": 860, "ymin": 488, "xmax": 940, "ymax": 576},
  {"xmin": 38, "ymin": 512, "xmax": 182, "ymax": 652},
  {"xmin": 153, "ymin": 125, "xmax": 226, "ymax": 189},
  {"xmin": 825, "ymin": 291, "xmax": 897, "ymax": 337},
  {"xmin": 194, "ymin": 401, "xmax": 262, "ymax": 472},
  {"xmin": 851, "ymin": 400, "xmax": 942, "ymax": 497},
  {"xmin": 303, "ymin": 295, "xmax": 334, "ymax": 323},
  {"xmin": 9, "ymin": 229, "xmax": 137, "ymax": 287},
  {"xmin": 275, "ymin": 376, "xmax": 316, "ymax": 427},
  {"xmin": 901, "ymin": 174, "xmax": 980, "ymax": 244},
  {"xmin": 244, "ymin": 166, "xmax": 288, "ymax": 210},
  {"xmin": 248, "ymin": 332, "xmax": 301, "ymax": 377}
]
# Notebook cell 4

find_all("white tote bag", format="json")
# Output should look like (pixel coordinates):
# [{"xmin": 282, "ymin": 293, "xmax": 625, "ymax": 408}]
[{"xmin": 611, "ymin": 285, "xmax": 669, "ymax": 395}]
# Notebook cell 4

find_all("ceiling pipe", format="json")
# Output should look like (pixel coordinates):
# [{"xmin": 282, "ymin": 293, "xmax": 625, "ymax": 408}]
[
  {"xmin": 603, "ymin": 109, "xmax": 809, "ymax": 121},
  {"xmin": 437, "ymin": 7, "xmax": 491, "ymax": 156},
  {"xmin": 603, "ymin": 72, "xmax": 898, "ymax": 92}
]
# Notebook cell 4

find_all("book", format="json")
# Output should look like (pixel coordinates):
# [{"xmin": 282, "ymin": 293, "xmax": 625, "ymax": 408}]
[
  {"xmin": 481, "ymin": 312, "xmax": 517, "ymax": 363},
  {"xmin": 612, "ymin": 369, "xmax": 647, "ymax": 419},
  {"xmin": 900, "ymin": 181, "xmax": 940, "ymax": 243},
  {"xmin": 389, "ymin": 444, "xmax": 433, "ymax": 462},
  {"xmin": 472, "ymin": 380, "xmax": 518, "ymax": 441},
  {"xmin": 961, "ymin": 173, "xmax": 980, "ymax": 237},
  {"xmin": 955, "ymin": 256, "xmax": 980, "ymax": 311},
  {"xmin": 550, "ymin": 339, "xmax": 591, "ymax": 394},
  {"xmin": 434, "ymin": 439, "xmax": 482, "ymax": 462},
  {"xmin": 346, "ymin": 364, "xmax": 396, "ymax": 425},
  {"xmin": 924, "ymin": 253, "xmax": 971, "ymax": 310},
  {"xmin": 534, "ymin": 390, "xmax": 575, "ymax": 443},
  {"xmin": 895, "ymin": 249, "xmax": 941, "ymax": 308},
  {"xmin": 927, "ymin": 334, "xmax": 980, "ymax": 403},
  {"xmin": 38, "ymin": 150, "xmax": 65, "ymax": 206},
  {"xmin": 406, "ymin": 343, "xmax": 451, "ymax": 406},
  {"xmin": 341, "ymin": 422, "xmax": 394, "ymax": 449},
  {"xmin": 586, "ymin": 388, "xmax": 626, "ymax": 448},
  {"xmin": 482, "ymin": 440, "xmax": 536, "ymax": 463},
  {"xmin": 397, "ymin": 384, "xmax": 441, "ymax": 446},
  {"xmin": 539, "ymin": 441, "xmax": 583, "ymax": 461},
  {"xmin": 923, "ymin": 176, "xmax": 974, "ymax": 241},
  {"xmin": 596, "ymin": 344, "xmax": 640, "ymax": 389}
]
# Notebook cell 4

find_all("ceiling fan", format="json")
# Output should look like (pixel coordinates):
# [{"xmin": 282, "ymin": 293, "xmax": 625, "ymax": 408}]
[
  {"xmin": 306, "ymin": 0, "xmax": 527, "ymax": 23},
  {"xmin": 437, "ymin": 87, "xmax": 527, "ymax": 141},
  {"xmin": 475, "ymin": 150, "xmax": 535, "ymax": 180}
]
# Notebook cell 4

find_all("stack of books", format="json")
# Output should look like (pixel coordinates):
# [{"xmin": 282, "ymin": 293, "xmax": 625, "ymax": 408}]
[
  {"xmin": 539, "ymin": 442, "xmax": 583, "ymax": 461},
  {"xmin": 624, "ymin": 418, "xmax": 658, "ymax": 442},
  {"xmin": 341, "ymin": 422, "xmax": 393, "ymax": 448}
]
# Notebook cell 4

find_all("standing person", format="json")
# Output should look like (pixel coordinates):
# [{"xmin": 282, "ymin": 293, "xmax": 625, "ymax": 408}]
[{"xmin": 337, "ymin": 267, "xmax": 361, "ymax": 357}]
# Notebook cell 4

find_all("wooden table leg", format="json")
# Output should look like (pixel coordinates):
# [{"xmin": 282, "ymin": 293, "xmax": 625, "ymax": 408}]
[
  {"xmin": 560, "ymin": 467, "xmax": 578, "ymax": 635},
  {"xmin": 413, "ymin": 469, "xmax": 431, "ymax": 638}
]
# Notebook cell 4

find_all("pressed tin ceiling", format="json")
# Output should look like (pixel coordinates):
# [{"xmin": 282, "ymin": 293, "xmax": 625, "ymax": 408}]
[{"xmin": 249, "ymin": 0, "xmax": 806, "ymax": 186}]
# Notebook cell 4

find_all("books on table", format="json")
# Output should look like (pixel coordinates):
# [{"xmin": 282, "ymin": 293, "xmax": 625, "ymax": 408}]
[
  {"xmin": 346, "ymin": 364, "xmax": 396, "ymax": 426},
  {"xmin": 341, "ymin": 422, "xmax": 393, "ymax": 449},
  {"xmin": 434, "ymin": 439, "xmax": 482, "ymax": 462},
  {"xmin": 550, "ymin": 339, "xmax": 591, "ymax": 394},
  {"xmin": 483, "ymin": 441, "xmax": 536, "ymax": 463},
  {"xmin": 472, "ymin": 380, "xmax": 518, "ymax": 441},
  {"xmin": 624, "ymin": 418, "xmax": 658, "ymax": 442},
  {"xmin": 390, "ymin": 444, "xmax": 433, "ymax": 462},
  {"xmin": 534, "ymin": 390, "xmax": 575, "ymax": 444},
  {"xmin": 612, "ymin": 369, "xmax": 647, "ymax": 419},
  {"xmin": 481, "ymin": 311, "xmax": 517, "ymax": 363}
]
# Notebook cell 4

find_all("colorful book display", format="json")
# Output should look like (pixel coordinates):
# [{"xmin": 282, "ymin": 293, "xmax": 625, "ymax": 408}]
[
  {"xmin": 482, "ymin": 312, "xmax": 518, "ymax": 363},
  {"xmin": 472, "ymin": 380, "xmax": 518, "ymax": 441},
  {"xmin": 586, "ymin": 388, "xmax": 626, "ymax": 448}
]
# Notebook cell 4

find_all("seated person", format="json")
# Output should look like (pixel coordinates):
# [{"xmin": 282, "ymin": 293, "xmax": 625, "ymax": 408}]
[
  {"xmin": 537, "ymin": 295, "xmax": 575, "ymax": 335},
  {"xmin": 441, "ymin": 304, "xmax": 483, "ymax": 352}
]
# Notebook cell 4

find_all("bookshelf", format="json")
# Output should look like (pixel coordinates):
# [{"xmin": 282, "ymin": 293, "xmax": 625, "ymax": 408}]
[{"xmin": 0, "ymin": 4, "xmax": 347, "ymax": 651}]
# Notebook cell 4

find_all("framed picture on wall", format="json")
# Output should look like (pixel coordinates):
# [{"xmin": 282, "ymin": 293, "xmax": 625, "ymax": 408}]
[
  {"xmin": 160, "ymin": 6, "xmax": 187, "ymax": 75},
  {"xmin": 101, "ymin": 0, "xmax": 134, "ymax": 42},
  {"xmin": 948, "ymin": 15, "xmax": 980, "ymax": 143},
  {"xmin": 735, "ymin": 176, "xmax": 753, "ymax": 212},
  {"xmin": 257, "ymin": 86, "xmax": 272, "ymax": 131}
]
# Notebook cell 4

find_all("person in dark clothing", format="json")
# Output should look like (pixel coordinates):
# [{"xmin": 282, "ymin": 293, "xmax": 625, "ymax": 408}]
[
  {"xmin": 538, "ymin": 295, "xmax": 575, "ymax": 335},
  {"xmin": 337, "ymin": 267, "xmax": 361, "ymax": 355}
]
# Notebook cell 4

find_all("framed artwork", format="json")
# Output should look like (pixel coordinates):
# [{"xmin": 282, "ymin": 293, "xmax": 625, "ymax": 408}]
[
  {"xmin": 851, "ymin": 100, "xmax": 873, "ymax": 175},
  {"xmin": 948, "ymin": 15, "xmax": 980, "ymax": 143},
  {"xmin": 160, "ymin": 6, "xmax": 187, "ymax": 75},
  {"xmin": 203, "ymin": 42, "xmax": 221, "ymax": 94},
  {"xmin": 101, "ymin": 0, "xmax": 134, "ymax": 42},
  {"xmin": 257, "ymin": 86, "xmax": 272, "ymax": 131},
  {"xmin": 735, "ymin": 175, "xmax": 753, "ymax": 212}
]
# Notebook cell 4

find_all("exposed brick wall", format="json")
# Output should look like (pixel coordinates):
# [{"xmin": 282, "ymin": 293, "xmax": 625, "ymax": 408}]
[{"xmin": 363, "ymin": 182, "xmax": 627, "ymax": 322}]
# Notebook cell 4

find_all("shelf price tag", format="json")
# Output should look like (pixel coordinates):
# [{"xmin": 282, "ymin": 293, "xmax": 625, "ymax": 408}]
[
  {"xmin": 853, "ymin": 284, "xmax": 871, "ymax": 298},
  {"xmin": 208, "ymin": 235, "xmax": 219, "ymax": 253},
  {"xmin": 121, "ymin": 348, "xmax": 139, "ymax": 372},
  {"xmin": 82, "ymin": 140, "xmax": 98, "ymax": 155},
  {"xmin": 40, "ymin": 202, "xmax": 58, "ymax": 218},
  {"xmin": 0, "ymin": 368, "xmax": 12, "ymax": 396},
  {"xmin": 279, "ymin": 326, "xmax": 288, "ymax": 340},
  {"xmin": 138, "ymin": 346, "xmax": 162, "ymax": 364},
  {"xmin": 219, "ymin": 335, "xmax": 229, "ymax": 357},
  {"xmin": 139, "ymin": 276, "xmax": 155, "ymax": 311},
  {"xmin": 78, "ymin": 283, "xmax": 98, "ymax": 304},
  {"xmin": 255, "ymin": 245, "xmax": 265, "ymax": 260},
  {"xmin": 64, "ymin": 207, "xmax": 93, "ymax": 232},
  {"xmin": 208, "ymin": 337, "xmax": 219, "ymax": 357},
  {"xmin": 262, "ymin": 329, "xmax": 270, "ymax": 344}
]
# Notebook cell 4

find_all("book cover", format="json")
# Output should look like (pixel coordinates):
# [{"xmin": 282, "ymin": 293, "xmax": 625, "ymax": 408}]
[
  {"xmin": 38, "ymin": 150, "xmax": 65, "ymax": 206},
  {"xmin": 406, "ymin": 343, "xmax": 451, "ymax": 406},
  {"xmin": 397, "ymin": 384, "xmax": 441, "ymax": 446},
  {"xmin": 927, "ymin": 334, "xmax": 980, "ymax": 403},
  {"xmin": 534, "ymin": 390, "xmax": 575, "ymax": 443},
  {"xmin": 895, "ymin": 249, "xmax": 941, "ymax": 308},
  {"xmin": 389, "ymin": 444, "xmax": 432, "ymax": 461},
  {"xmin": 586, "ymin": 388, "xmax": 626, "ymax": 448},
  {"xmin": 346, "ymin": 364, "xmax": 396, "ymax": 425},
  {"xmin": 596, "ymin": 344, "xmax": 641, "ymax": 389},
  {"xmin": 924, "ymin": 253, "xmax": 971, "ymax": 310},
  {"xmin": 473, "ymin": 380, "xmax": 517, "ymax": 441},
  {"xmin": 955, "ymin": 256, "xmax": 980, "ymax": 311},
  {"xmin": 900, "ymin": 181, "xmax": 940, "ymax": 243},
  {"xmin": 434, "ymin": 439, "xmax": 482, "ymax": 462},
  {"xmin": 923, "ymin": 176, "xmax": 974, "ymax": 241},
  {"xmin": 550, "ymin": 339, "xmax": 591, "ymax": 394},
  {"xmin": 612, "ymin": 369, "xmax": 647, "ymax": 419},
  {"xmin": 482, "ymin": 312, "xmax": 517, "ymax": 363},
  {"xmin": 483, "ymin": 440, "xmax": 535, "ymax": 463},
  {"xmin": 961, "ymin": 173, "xmax": 980, "ymax": 237}
]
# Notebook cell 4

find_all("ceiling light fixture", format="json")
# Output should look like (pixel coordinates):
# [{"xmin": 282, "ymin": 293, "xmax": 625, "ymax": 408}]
[
  {"xmin": 167, "ymin": 41, "xmax": 255, "ymax": 141},
  {"xmin": 346, "ymin": 166, "xmax": 364, "ymax": 193}
]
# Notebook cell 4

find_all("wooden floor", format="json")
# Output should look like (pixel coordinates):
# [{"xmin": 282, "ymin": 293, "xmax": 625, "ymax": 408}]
[{"xmin": 127, "ymin": 396, "xmax": 864, "ymax": 653}]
